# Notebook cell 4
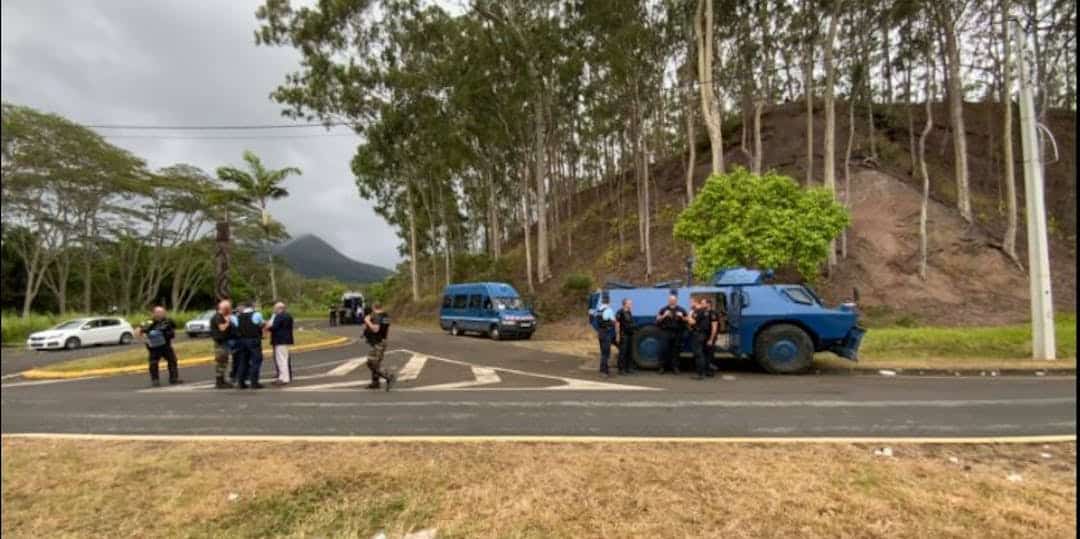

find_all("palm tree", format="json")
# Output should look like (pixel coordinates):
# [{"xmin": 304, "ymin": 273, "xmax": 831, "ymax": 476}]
[{"xmin": 216, "ymin": 150, "xmax": 301, "ymax": 301}]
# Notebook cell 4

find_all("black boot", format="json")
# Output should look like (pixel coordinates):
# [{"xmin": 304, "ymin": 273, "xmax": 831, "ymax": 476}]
[{"xmin": 215, "ymin": 377, "xmax": 231, "ymax": 389}]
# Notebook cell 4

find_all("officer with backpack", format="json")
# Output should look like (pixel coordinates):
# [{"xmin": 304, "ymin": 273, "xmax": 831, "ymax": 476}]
[
  {"xmin": 363, "ymin": 303, "xmax": 395, "ymax": 391},
  {"xmin": 688, "ymin": 297, "xmax": 713, "ymax": 380},
  {"xmin": 230, "ymin": 301, "xmax": 266, "ymax": 389},
  {"xmin": 594, "ymin": 294, "xmax": 616, "ymax": 377},
  {"xmin": 614, "ymin": 298, "xmax": 637, "ymax": 375},
  {"xmin": 136, "ymin": 306, "xmax": 182, "ymax": 387}
]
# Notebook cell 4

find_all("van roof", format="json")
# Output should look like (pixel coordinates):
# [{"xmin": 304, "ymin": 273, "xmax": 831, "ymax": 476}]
[{"xmin": 443, "ymin": 282, "xmax": 519, "ymax": 294}]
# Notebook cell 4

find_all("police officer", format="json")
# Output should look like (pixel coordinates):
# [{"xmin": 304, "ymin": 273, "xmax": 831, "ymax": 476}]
[
  {"xmin": 614, "ymin": 298, "xmax": 636, "ymax": 375},
  {"xmin": 655, "ymin": 293, "xmax": 688, "ymax": 374},
  {"xmin": 329, "ymin": 305, "xmax": 338, "ymax": 327},
  {"xmin": 136, "ymin": 306, "xmax": 182, "ymax": 387},
  {"xmin": 363, "ymin": 302, "xmax": 395, "ymax": 391},
  {"xmin": 688, "ymin": 297, "xmax": 712, "ymax": 380},
  {"xmin": 230, "ymin": 301, "xmax": 266, "ymax": 389},
  {"xmin": 704, "ymin": 298, "xmax": 721, "ymax": 376},
  {"xmin": 594, "ymin": 295, "xmax": 615, "ymax": 377},
  {"xmin": 209, "ymin": 299, "xmax": 234, "ymax": 389}
]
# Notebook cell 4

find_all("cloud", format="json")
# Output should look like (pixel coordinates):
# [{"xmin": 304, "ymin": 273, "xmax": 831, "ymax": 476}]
[{"xmin": 0, "ymin": 0, "xmax": 401, "ymax": 269}]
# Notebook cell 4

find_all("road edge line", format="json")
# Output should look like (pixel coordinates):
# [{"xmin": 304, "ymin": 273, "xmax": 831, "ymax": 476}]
[
  {"xmin": 1, "ymin": 433, "xmax": 1075, "ymax": 444},
  {"xmin": 18, "ymin": 337, "xmax": 352, "ymax": 380}
]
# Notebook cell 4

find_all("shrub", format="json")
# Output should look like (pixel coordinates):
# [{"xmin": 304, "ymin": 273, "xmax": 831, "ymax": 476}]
[
  {"xmin": 673, "ymin": 167, "xmax": 849, "ymax": 281},
  {"xmin": 561, "ymin": 273, "xmax": 593, "ymax": 296}
]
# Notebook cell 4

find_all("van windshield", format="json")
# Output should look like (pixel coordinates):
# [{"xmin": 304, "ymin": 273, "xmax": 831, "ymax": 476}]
[{"xmin": 494, "ymin": 297, "xmax": 524, "ymax": 310}]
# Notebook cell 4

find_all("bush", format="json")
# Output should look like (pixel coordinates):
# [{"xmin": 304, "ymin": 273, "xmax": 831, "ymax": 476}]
[
  {"xmin": 673, "ymin": 167, "xmax": 849, "ymax": 280},
  {"xmin": 561, "ymin": 273, "xmax": 593, "ymax": 296}
]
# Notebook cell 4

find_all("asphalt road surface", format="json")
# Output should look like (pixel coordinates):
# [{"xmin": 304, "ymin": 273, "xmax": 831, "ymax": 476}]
[{"xmin": 2, "ymin": 326, "xmax": 1075, "ymax": 438}]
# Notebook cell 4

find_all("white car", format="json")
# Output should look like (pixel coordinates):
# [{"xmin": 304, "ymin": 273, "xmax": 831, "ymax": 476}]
[
  {"xmin": 26, "ymin": 317, "xmax": 135, "ymax": 351},
  {"xmin": 184, "ymin": 310, "xmax": 216, "ymax": 338}
]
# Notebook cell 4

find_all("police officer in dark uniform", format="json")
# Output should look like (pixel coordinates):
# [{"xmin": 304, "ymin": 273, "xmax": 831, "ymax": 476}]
[
  {"xmin": 688, "ymin": 297, "xmax": 712, "ymax": 380},
  {"xmin": 594, "ymin": 295, "xmax": 616, "ymax": 377},
  {"xmin": 363, "ymin": 303, "xmax": 395, "ymax": 391},
  {"xmin": 231, "ymin": 302, "xmax": 266, "ymax": 389},
  {"xmin": 329, "ymin": 305, "xmax": 338, "ymax": 327},
  {"xmin": 655, "ymin": 293, "xmax": 687, "ymax": 374},
  {"xmin": 704, "ymin": 298, "xmax": 721, "ymax": 376},
  {"xmin": 137, "ymin": 306, "xmax": 182, "ymax": 387},
  {"xmin": 614, "ymin": 298, "xmax": 637, "ymax": 375}
]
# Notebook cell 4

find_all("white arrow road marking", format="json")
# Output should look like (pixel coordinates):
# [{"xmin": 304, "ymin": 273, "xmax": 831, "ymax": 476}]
[
  {"xmin": 327, "ymin": 357, "xmax": 367, "ymax": 376},
  {"xmin": 395, "ymin": 354, "xmax": 428, "ymax": 382},
  {"xmin": 412, "ymin": 366, "xmax": 502, "ymax": 391}
]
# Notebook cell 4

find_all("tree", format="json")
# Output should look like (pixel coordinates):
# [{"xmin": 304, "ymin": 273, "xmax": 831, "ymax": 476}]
[
  {"xmin": 932, "ymin": 0, "xmax": 974, "ymax": 223},
  {"xmin": 215, "ymin": 150, "xmax": 300, "ymax": 302},
  {"xmin": 673, "ymin": 167, "xmax": 849, "ymax": 280},
  {"xmin": 918, "ymin": 42, "xmax": 936, "ymax": 280},
  {"xmin": 1000, "ymin": 0, "xmax": 1019, "ymax": 263},
  {"xmin": 695, "ymin": 0, "xmax": 725, "ymax": 174},
  {"xmin": 821, "ymin": 0, "xmax": 842, "ymax": 269}
]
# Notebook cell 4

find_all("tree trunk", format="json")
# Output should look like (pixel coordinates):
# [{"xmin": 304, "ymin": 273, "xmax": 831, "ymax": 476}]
[
  {"xmin": 406, "ymin": 185, "xmax": 420, "ymax": 302},
  {"xmin": 919, "ymin": 55, "xmax": 935, "ymax": 280},
  {"xmin": 685, "ymin": 83, "xmax": 697, "ymax": 205},
  {"xmin": 905, "ymin": 66, "xmax": 916, "ymax": 177},
  {"xmin": 752, "ymin": 99, "xmax": 764, "ymax": 174},
  {"xmin": 641, "ymin": 103, "xmax": 653, "ymax": 278},
  {"xmin": 823, "ymin": 6, "xmax": 840, "ymax": 268},
  {"xmin": 867, "ymin": 95, "xmax": 877, "ymax": 159},
  {"xmin": 521, "ymin": 188, "xmax": 534, "ymax": 294},
  {"xmin": 943, "ymin": 18, "xmax": 973, "ymax": 222},
  {"xmin": 214, "ymin": 216, "xmax": 231, "ymax": 301},
  {"xmin": 802, "ymin": 0, "xmax": 815, "ymax": 185},
  {"xmin": 261, "ymin": 206, "xmax": 278, "ymax": 301},
  {"xmin": 696, "ymin": 0, "xmax": 725, "ymax": 174},
  {"xmin": 843, "ymin": 101, "xmax": 855, "ymax": 259},
  {"xmin": 882, "ymin": 22, "xmax": 893, "ymax": 102},
  {"xmin": 1001, "ymin": 0, "xmax": 1019, "ymax": 262},
  {"xmin": 531, "ymin": 66, "xmax": 550, "ymax": 284}
]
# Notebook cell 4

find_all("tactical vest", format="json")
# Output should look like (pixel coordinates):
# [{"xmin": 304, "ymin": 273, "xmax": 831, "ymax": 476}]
[
  {"xmin": 692, "ymin": 308, "xmax": 711, "ymax": 336},
  {"xmin": 596, "ymin": 307, "xmax": 614, "ymax": 331},
  {"xmin": 237, "ymin": 311, "xmax": 261, "ymax": 339},
  {"xmin": 209, "ymin": 313, "xmax": 230, "ymax": 343},
  {"xmin": 365, "ymin": 312, "xmax": 390, "ymax": 343}
]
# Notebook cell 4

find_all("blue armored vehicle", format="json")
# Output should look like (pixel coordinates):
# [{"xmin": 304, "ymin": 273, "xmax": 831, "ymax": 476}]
[{"xmin": 588, "ymin": 267, "xmax": 865, "ymax": 374}]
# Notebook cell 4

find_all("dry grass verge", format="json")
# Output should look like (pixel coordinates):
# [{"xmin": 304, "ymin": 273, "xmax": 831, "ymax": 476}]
[{"xmin": 2, "ymin": 438, "xmax": 1074, "ymax": 538}]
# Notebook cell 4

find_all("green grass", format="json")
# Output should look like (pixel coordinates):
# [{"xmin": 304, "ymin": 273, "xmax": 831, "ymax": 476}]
[
  {"xmin": 33, "ymin": 328, "xmax": 341, "ymax": 374},
  {"xmin": 859, "ymin": 314, "xmax": 1075, "ymax": 361}
]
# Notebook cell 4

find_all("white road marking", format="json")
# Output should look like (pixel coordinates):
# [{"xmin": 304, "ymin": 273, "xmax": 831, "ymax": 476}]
[
  {"xmin": 2, "ymin": 376, "xmax": 102, "ymax": 388},
  {"xmin": 328, "ymin": 357, "xmax": 367, "ymax": 376},
  {"xmin": 1, "ymin": 373, "xmax": 23, "ymax": 380},
  {"xmin": 413, "ymin": 366, "xmax": 502, "ymax": 391},
  {"xmin": 395, "ymin": 354, "xmax": 428, "ymax": 382}
]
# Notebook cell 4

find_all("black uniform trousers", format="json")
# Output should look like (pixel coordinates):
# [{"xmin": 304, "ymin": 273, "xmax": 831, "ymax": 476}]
[
  {"xmin": 664, "ymin": 329, "xmax": 682, "ymax": 373},
  {"xmin": 617, "ymin": 331, "xmax": 635, "ymax": 373},
  {"xmin": 148, "ymin": 345, "xmax": 179, "ymax": 382}
]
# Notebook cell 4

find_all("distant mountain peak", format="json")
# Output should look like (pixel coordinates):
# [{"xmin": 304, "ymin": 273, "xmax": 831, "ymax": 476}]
[{"xmin": 273, "ymin": 234, "xmax": 391, "ymax": 284}]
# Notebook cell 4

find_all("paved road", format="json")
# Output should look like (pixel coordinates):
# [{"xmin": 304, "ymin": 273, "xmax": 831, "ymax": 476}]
[{"xmin": 2, "ymin": 326, "xmax": 1075, "ymax": 438}]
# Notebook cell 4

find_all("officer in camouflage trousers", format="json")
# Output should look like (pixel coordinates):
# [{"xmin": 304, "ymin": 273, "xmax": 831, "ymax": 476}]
[
  {"xmin": 209, "ymin": 299, "xmax": 234, "ymax": 389},
  {"xmin": 363, "ymin": 303, "xmax": 395, "ymax": 391}
]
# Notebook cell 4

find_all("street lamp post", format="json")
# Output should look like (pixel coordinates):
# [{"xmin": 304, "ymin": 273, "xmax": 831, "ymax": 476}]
[{"xmin": 1012, "ymin": 20, "xmax": 1055, "ymax": 360}]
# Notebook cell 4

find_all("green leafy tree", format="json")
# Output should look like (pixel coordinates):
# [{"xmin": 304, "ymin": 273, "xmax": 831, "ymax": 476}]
[
  {"xmin": 215, "ymin": 150, "xmax": 300, "ymax": 302},
  {"xmin": 673, "ymin": 167, "xmax": 849, "ymax": 281}
]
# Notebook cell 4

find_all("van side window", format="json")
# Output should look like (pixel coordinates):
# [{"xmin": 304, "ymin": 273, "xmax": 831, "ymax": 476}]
[
  {"xmin": 453, "ymin": 295, "xmax": 468, "ymax": 308},
  {"xmin": 442, "ymin": 295, "xmax": 452, "ymax": 308},
  {"xmin": 482, "ymin": 296, "xmax": 493, "ymax": 310},
  {"xmin": 468, "ymin": 294, "xmax": 482, "ymax": 309}
]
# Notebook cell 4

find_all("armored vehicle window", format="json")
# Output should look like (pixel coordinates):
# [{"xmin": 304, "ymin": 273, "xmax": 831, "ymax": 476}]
[
  {"xmin": 468, "ymin": 294, "xmax": 483, "ymax": 308},
  {"xmin": 452, "ymin": 295, "xmax": 468, "ymax": 308},
  {"xmin": 442, "ymin": 295, "xmax": 452, "ymax": 308},
  {"xmin": 782, "ymin": 286, "xmax": 815, "ymax": 305}
]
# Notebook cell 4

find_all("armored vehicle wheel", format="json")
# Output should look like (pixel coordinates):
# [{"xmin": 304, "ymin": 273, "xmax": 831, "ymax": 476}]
[
  {"xmin": 754, "ymin": 324, "xmax": 814, "ymax": 374},
  {"xmin": 631, "ymin": 326, "xmax": 666, "ymax": 370}
]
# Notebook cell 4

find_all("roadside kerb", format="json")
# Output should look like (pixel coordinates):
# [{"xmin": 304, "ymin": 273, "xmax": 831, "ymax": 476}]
[{"xmin": 18, "ymin": 337, "xmax": 353, "ymax": 380}]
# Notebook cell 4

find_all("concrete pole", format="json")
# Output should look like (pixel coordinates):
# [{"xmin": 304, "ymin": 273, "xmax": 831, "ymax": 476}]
[{"xmin": 1012, "ymin": 22, "xmax": 1056, "ymax": 360}]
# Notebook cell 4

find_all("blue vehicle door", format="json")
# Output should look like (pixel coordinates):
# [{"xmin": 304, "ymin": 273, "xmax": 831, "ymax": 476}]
[
  {"xmin": 728, "ymin": 289, "xmax": 743, "ymax": 353},
  {"xmin": 466, "ymin": 294, "xmax": 483, "ymax": 331}
]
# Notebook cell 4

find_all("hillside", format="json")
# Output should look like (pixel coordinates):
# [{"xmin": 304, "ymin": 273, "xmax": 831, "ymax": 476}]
[
  {"xmin": 404, "ymin": 100, "xmax": 1075, "ymax": 327},
  {"xmin": 274, "ymin": 234, "xmax": 392, "ymax": 284}
]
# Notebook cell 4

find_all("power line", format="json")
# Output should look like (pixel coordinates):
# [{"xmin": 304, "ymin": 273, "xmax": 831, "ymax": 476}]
[{"xmin": 85, "ymin": 121, "xmax": 352, "ymax": 130}]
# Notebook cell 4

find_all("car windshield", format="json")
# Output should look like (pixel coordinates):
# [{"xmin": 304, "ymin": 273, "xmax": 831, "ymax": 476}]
[
  {"xmin": 198, "ymin": 310, "xmax": 215, "ymax": 320},
  {"xmin": 493, "ymin": 296, "xmax": 524, "ymax": 310},
  {"xmin": 54, "ymin": 320, "xmax": 86, "ymax": 330}
]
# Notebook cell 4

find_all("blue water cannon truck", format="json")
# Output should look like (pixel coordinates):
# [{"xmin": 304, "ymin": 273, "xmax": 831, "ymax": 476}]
[{"xmin": 587, "ymin": 267, "xmax": 866, "ymax": 374}]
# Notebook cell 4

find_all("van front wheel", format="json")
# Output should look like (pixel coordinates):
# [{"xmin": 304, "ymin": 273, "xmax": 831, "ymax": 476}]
[
  {"xmin": 450, "ymin": 324, "xmax": 461, "ymax": 337},
  {"xmin": 489, "ymin": 325, "xmax": 501, "ymax": 341}
]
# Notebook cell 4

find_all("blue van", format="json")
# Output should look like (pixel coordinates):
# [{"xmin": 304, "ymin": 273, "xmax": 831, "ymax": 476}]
[{"xmin": 440, "ymin": 282, "xmax": 536, "ymax": 340}]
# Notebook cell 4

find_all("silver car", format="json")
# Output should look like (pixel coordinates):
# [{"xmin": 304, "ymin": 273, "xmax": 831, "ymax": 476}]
[{"xmin": 184, "ymin": 310, "xmax": 216, "ymax": 338}]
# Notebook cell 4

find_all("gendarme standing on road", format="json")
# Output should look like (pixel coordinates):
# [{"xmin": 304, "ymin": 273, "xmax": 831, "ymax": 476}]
[{"xmin": 136, "ymin": 306, "xmax": 183, "ymax": 387}]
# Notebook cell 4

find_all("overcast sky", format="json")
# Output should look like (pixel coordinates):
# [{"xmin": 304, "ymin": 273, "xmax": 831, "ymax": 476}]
[{"xmin": 1, "ymin": 0, "xmax": 402, "ymax": 269}]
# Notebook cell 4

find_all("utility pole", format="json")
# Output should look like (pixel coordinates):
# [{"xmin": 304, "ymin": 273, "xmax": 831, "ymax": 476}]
[{"xmin": 1012, "ymin": 21, "xmax": 1055, "ymax": 360}]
